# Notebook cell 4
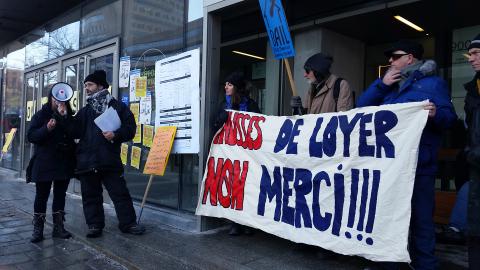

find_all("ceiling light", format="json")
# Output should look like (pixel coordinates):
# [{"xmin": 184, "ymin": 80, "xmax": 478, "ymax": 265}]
[
  {"xmin": 232, "ymin": 50, "xmax": 265, "ymax": 60},
  {"xmin": 394, "ymin": 15, "xmax": 424, "ymax": 32}
]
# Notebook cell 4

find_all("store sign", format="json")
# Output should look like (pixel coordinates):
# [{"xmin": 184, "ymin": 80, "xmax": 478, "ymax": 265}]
[
  {"xmin": 258, "ymin": 0, "xmax": 295, "ymax": 59},
  {"xmin": 197, "ymin": 102, "xmax": 430, "ymax": 262}
]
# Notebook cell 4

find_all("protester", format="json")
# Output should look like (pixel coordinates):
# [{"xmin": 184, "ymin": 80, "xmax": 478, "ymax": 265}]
[
  {"xmin": 27, "ymin": 85, "xmax": 76, "ymax": 242},
  {"xmin": 438, "ymin": 182, "xmax": 468, "ymax": 244},
  {"xmin": 290, "ymin": 52, "xmax": 354, "ymax": 115},
  {"xmin": 357, "ymin": 40, "xmax": 457, "ymax": 269},
  {"xmin": 58, "ymin": 70, "xmax": 145, "ymax": 238},
  {"xmin": 213, "ymin": 71, "xmax": 260, "ymax": 236},
  {"xmin": 463, "ymin": 33, "xmax": 480, "ymax": 269}
]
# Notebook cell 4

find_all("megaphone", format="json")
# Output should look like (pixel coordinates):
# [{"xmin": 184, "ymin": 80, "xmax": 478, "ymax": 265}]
[{"xmin": 51, "ymin": 82, "xmax": 74, "ymax": 102}]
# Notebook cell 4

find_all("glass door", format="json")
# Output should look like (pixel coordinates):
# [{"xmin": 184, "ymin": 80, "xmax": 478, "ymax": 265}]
[{"xmin": 21, "ymin": 65, "xmax": 58, "ymax": 171}]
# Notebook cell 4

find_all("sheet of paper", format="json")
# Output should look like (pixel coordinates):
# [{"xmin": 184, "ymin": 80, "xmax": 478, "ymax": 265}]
[
  {"xmin": 119, "ymin": 56, "xmax": 131, "ymax": 88},
  {"xmin": 94, "ymin": 107, "xmax": 121, "ymax": 132},
  {"xmin": 154, "ymin": 48, "xmax": 200, "ymax": 154}
]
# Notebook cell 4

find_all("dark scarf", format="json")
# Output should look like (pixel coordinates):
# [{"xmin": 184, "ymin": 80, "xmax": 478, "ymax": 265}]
[
  {"xmin": 225, "ymin": 95, "xmax": 249, "ymax": 111},
  {"xmin": 86, "ymin": 89, "xmax": 112, "ymax": 114}
]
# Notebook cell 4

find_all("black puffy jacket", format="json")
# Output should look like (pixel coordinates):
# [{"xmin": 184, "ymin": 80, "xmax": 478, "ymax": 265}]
[
  {"xmin": 27, "ymin": 104, "xmax": 76, "ymax": 182},
  {"xmin": 65, "ymin": 98, "xmax": 136, "ymax": 174}
]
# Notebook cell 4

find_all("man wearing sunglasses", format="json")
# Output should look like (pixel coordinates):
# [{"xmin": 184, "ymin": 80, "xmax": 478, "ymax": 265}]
[
  {"xmin": 464, "ymin": 33, "xmax": 480, "ymax": 269},
  {"xmin": 357, "ymin": 40, "xmax": 457, "ymax": 270},
  {"xmin": 290, "ymin": 52, "xmax": 354, "ymax": 115}
]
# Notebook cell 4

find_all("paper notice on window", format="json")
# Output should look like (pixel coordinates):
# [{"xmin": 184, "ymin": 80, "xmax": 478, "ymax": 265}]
[
  {"xmin": 94, "ymin": 107, "xmax": 121, "ymax": 132},
  {"xmin": 121, "ymin": 143, "xmax": 129, "ymax": 165},
  {"xmin": 119, "ymin": 56, "xmax": 131, "ymax": 88}
]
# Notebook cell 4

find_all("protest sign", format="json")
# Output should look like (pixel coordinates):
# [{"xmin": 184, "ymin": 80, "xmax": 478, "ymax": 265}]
[
  {"xmin": 144, "ymin": 126, "xmax": 176, "ymax": 176},
  {"xmin": 196, "ymin": 102, "xmax": 429, "ymax": 262}
]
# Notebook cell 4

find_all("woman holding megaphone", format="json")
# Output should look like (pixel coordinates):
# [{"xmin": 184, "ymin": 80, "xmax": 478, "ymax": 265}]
[{"xmin": 27, "ymin": 82, "xmax": 76, "ymax": 243}]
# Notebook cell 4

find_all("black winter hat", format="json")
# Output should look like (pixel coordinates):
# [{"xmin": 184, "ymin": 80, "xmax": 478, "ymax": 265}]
[
  {"xmin": 225, "ymin": 72, "xmax": 246, "ymax": 90},
  {"xmin": 304, "ymin": 53, "xmax": 333, "ymax": 77},
  {"xmin": 468, "ymin": 34, "xmax": 480, "ymax": 50},
  {"xmin": 384, "ymin": 40, "xmax": 424, "ymax": 59},
  {"xmin": 84, "ymin": 70, "xmax": 109, "ymax": 89}
]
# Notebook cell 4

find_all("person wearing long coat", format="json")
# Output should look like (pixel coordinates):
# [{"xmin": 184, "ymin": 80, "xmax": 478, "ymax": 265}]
[{"xmin": 27, "ymin": 87, "xmax": 76, "ymax": 243}]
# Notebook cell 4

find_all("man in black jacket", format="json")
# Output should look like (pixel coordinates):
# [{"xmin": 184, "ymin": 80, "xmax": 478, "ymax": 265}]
[
  {"xmin": 59, "ymin": 70, "xmax": 145, "ymax": 237},
  {"xmin": 464, "ymin": 33, "xmax": 480, "ymax": 269}
]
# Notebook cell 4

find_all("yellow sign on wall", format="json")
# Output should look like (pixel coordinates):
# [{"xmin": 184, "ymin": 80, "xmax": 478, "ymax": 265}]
[
  {"xmin": 143, "ymin": 125, "xmax": 154, "ymax": 147},
  {"xmin": 143, "ymin": 126, "xmax": 176, "ymax": 176},
  {"xmin": 130, "ymin": 146, "xmax": 141, "ymax": 169},
  {"xmin": 135, "ymin": 76, "xmax": 147, "ymax": 98},
  {"xmin": 26, "ymin": 101, "xmax": 35, "ymax": 121},
  {"xmin": 121, "ymin": 143, "xmax": 129, "ymax": 165}
]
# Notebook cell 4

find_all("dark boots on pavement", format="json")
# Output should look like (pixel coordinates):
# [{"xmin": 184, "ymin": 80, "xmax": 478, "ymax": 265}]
[
  {"xmin": 31, "ymin": 213, "xmax": 45, "ymax": 243},
  {"xmin": 121, "ymin": 223, "xmax": 146, "ymax": 235},
  {"xmin": 52, "ymin": 211, "xmax": 72, "ymax": 239},
  {"xmin": 86, "ymin": 226, "xmax": 103, "ymax": 238}
]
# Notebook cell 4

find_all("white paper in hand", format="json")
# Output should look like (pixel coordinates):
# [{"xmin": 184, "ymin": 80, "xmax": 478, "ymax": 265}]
[{"xmin": 94, "ymin": 107, "xmax": 121, "ymax": 132}]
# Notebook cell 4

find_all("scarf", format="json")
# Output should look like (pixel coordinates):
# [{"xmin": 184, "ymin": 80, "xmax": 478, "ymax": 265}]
[
  {"xmin": 225, "ymin": 95, "xmax": 249, "ymax": 111},
  {"xmin": 86, "ymin": 89, "xmax": 112, "ymax": 114}
]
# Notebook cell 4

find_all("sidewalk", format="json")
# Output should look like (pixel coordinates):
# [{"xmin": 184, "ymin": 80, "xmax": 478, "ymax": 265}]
[{"xmin": 0, "ymin": 168, "xmax": 468, "ymax": 270}]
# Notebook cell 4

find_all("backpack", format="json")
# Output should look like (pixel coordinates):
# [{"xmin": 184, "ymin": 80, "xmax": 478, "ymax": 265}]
[{"xmin": 333, "ymin": 77, "xmax": 355, "ymax": 112}]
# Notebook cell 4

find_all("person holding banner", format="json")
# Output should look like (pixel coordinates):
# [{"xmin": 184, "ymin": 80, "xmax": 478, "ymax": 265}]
[
  {"xmin": 27, "ymin": 86, "xmax": 76, "ymax": 242},
  {"xmin": 357, "ymin": 40, "xmax": 456, "ymax": 269},
  {"xmin": 290, "ymin": 53, "xmax": 354, "ymax": 115},
  {"xmin": 213, "ymin": 71, "xmax": 260, "ymax": 236},
  {"xmin": 58, "ymin": 70, "xmax": 145, "ymax": 238},
  {"xmin": 463, "ymin": 33, "xmax": 480, "ymax": 269}
]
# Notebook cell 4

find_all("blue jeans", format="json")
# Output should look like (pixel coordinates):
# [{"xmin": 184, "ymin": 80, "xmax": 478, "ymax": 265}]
[{"xmin": 449, "ymin": 182, "xmax": 469, "ymax": 231}]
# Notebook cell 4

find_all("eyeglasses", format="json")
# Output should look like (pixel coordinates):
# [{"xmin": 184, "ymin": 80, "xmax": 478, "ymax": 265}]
[{"xmin": 389, "ymin": 53, "xmax": 409, "ymax": 61}]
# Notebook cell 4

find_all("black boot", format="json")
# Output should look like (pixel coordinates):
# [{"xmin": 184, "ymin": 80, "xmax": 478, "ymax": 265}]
[
  {"xmin": 52, "ymin": 211, "xmax": 72, "ymax": 239},
  {"xmin": 31, "ymin": 213, "xmax": 45, "ymax": 243}
]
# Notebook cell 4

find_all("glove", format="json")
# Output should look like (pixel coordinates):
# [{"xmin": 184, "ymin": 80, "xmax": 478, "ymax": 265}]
[{"xmin": 290, "ymin": 96, "xmax": 303, "ymax": 109}]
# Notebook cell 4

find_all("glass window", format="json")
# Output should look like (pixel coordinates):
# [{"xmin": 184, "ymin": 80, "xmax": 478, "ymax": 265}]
[
  {"xmin": 25, "ymin": 33, "xmax": 49, "ymax": 68},
  {"xmin": 1, "ymin": 48, "xmax": 25, "ymax": 170},
  {"xmin": 80, "ymin": 0, "xmax": 121, "ymax": 48},
  {"xmin": 121, "ymin": 0, "xmax": 202, "ymax": 212},
  {"xmin": 48, "ymin": 21, "xmax": 80, "ymax": 60}
]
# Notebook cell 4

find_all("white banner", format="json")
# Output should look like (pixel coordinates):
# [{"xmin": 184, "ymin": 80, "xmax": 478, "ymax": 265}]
[{"xmin": 196, "ymin": 102, "xmax": 429, "ymax": 262}]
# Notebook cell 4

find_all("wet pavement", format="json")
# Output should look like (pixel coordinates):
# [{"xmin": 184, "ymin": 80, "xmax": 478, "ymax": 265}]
[
  {"xmin": 0, "ymin": 168, "xmax": 468, "ymax": 270},
  {"xmin": 0, "ymin": 200, "xmax": 127, "ymax": 270}
]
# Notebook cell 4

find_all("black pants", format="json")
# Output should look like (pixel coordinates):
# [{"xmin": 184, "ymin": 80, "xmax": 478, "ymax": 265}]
[
  {"xmin": 34, "ymin": 180, "xmax": 70, "ymax": 213},
  {"xmin": 79, "ymin": 170, "xmax": 136, "ymax": 231}
]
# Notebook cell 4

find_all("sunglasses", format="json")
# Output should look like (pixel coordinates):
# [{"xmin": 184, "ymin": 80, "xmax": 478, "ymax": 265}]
[
  {"xmin": 389, "ymin": 53, "xmax": 409, "ymax": 60},
  {"xmin": 304, "ymin": 67, "xmax": 312, "ymax": 73}
]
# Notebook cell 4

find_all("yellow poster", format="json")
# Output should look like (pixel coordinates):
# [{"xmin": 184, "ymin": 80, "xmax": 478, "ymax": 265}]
[
  {"xmin": 26, "ymin": 101, "xmax": 35, "ymax": 121},
  {"xmin": 130, "ymin": 103, "xmax": 140, "ymax": 124},
  {"xmin": 133, "ymin": 124, "xmax": 142, "ymax": 144},
  {"xmin": 130, "ymin": 146, "xmax": 141, "ymax": 169},
  {"xmin": 143, "ymin": 125, "xmax": 154, "ymax": 147},
  {"xmin": 144, "ymin": 126, "xmax": 177, "ymax": 176},
  {"xmin": 70, "ymin": 91, "xmax": 79, "ymax": 113},
  {"xmin": 135, "ymin": 76, "xmax": 147, "ymax": 98},
  {"xmin": 121, "ymin": 143, "xmax": 129, "ymax": 165},
  {"xmin": 41, "ymin": 97, "xmax": 48, "ymax": 105},
  {"xmin": 2, "ymin": 128, "xmax": 17, "ymax": 153}
]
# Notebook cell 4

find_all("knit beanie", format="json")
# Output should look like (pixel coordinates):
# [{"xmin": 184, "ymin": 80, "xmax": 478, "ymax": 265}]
[
  {"xmin": 468, "ymin": 34, "xmax": 480, "ymax": 50},
  {"xmin": 84, "ymin": 70, "xmax": 109, "ymax": 89},
  {"xmin": 304, "ymin": 53, "xmax": 333, "ymax": 79},
  {"xmin": 225, "ymin": 72, "xmax": 246, "ymax": 90}
]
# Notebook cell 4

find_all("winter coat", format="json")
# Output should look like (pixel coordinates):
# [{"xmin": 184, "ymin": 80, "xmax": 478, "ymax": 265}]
[
  {"xmin": 27, "ymin": 104, "xmax": 76, "ymax": 182},
  {"xmin": 64, "ymin": 98, "xmax": 136, "ymax": 174},
  {"xmin": 304, "ymin": 74, "xmax": 354, "ymax": 114},
  {"xmin": 357, "ymin": 60, "xmax": 457, "ymax": 175},
  {"xmin": 464, "ymin": 73, "xmax": 480, "ymax": 168},
  {"xmin": 213, "ymin": 97, "xmax": 261, "ymax": 132}
]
